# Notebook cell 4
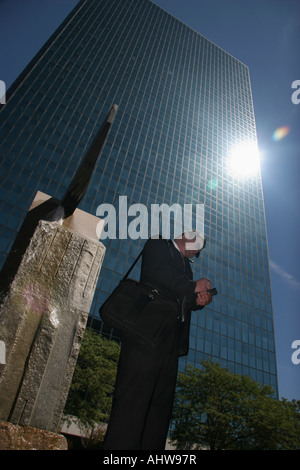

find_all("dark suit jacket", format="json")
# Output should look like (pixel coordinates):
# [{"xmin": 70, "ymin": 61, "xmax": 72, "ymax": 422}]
[{"xmin": 140, "ymin": 238, "xmax": 203, "ymax": 357}]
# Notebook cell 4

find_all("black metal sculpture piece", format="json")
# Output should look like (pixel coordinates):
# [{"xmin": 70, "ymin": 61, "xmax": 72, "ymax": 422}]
[
  {"xmin": 61, "ymin": 103, "xmax": 118, "ymax": 219},
  {"xmin": 0, "ymin": 104, "xmax": 118, "ymax": 301}
]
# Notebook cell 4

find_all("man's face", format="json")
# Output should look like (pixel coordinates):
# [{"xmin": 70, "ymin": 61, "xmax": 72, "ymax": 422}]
[
  {"xmin": 183, "ymin": 236, "xmax": 200, "ymax": 258},
  {"xmin": 184, "ymin": 248, "xmax": 200, "ymax": 258}
]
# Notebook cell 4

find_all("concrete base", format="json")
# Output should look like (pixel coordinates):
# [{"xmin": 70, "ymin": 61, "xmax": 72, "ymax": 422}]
[{"xmin": 0, "ymin": 420, "xmax": 67, "ymax": 450}]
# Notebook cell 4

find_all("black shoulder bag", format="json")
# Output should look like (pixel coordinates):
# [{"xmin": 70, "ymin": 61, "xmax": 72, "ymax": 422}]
[{"xmin": 99, "ymin": 245, "xmax": 180, "ymax": 349}]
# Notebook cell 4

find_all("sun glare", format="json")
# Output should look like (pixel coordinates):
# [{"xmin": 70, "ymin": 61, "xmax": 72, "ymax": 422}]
[{"xmin": 227, "ymin": 142, "xmax": 261, "ymax": 177}]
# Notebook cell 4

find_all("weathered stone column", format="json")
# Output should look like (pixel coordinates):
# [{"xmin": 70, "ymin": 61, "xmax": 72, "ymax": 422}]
[{"xmin": 0, "ymin": 192, "xmax": 105, "ymax": 434}]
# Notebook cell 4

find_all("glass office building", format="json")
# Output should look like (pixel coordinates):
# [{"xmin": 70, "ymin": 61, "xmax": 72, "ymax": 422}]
[{"xmin": 0, "ymin": 0, "xmax": 278, "ymax": 395}]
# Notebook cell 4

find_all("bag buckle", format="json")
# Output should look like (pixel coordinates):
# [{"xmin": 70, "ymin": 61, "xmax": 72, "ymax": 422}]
[{"xmin": 148, "ymin": 289, "xmax": 159, "ymax": 300}]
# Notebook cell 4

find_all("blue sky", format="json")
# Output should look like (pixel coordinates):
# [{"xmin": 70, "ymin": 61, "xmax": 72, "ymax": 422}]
[{"xmin": 0, "ymin": 0, "xmax": 299, "ymax": 401}]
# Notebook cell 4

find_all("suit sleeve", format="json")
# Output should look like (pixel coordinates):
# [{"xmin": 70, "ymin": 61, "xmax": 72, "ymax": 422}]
[{"xmin": 140, "ymin": 238, "xmax": 196, "ymax": 301}]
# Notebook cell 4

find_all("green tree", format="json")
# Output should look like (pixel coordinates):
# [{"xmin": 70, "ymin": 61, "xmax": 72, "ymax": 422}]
[
  {"xmin": 64, "ymin": 328, "xmax": 120, "ymax": 429},
  {"xmin": 243, "ymin": 396, "xmax": 300, "ymax": 450},
  {"xmin": 171, "ymin": 360, "xmax": 300, "ymax": 450}
]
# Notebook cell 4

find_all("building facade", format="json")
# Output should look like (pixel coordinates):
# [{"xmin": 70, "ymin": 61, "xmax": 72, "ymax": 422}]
[{"xmin": 0, "ymin": 0, "xmax": 278, "ymax": 395}]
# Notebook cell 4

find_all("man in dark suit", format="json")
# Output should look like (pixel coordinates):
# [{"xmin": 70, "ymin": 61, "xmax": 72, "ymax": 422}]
[{"xmin": 102, "ymin": 232, "xmax": 212, "ymax": 450}]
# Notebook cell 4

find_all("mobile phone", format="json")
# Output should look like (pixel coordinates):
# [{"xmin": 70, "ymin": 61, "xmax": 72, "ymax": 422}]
[{"xmin": 207, "ymin": 287, "xmax": 218, "ymax": 296}]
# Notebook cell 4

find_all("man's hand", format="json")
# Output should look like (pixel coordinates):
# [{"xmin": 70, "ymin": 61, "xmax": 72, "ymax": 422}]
[
  {"xmin": 196, "ymin": 291, "xmax": 212, "ymax": 306},
  {"xmin": 194, "ymin": 278, "xmax": 212, "ymax": 306},
  {"xmin": 194, "ymin": 278, "xmax": 212, "ymax": 293}
]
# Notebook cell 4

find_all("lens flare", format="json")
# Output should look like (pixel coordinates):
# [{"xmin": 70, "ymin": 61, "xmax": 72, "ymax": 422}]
[
  {"xmin": 207, "ymin": 178, "xmax": 218, "ymax": 190},
  {"xmin": 272, "ymin": 126, "xmax": 290, "ymax": 142}
]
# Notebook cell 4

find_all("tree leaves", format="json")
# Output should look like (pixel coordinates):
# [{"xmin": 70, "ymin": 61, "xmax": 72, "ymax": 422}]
[
  {"xmin": 171, "ymin": 360, "xmax": 300, "ymax": 450},
  {"xmin": 64, "ymin": 328, "xmax": 120, "ymax": 428}
]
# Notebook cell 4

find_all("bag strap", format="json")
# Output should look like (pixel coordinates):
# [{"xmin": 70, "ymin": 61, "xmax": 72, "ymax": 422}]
[
  {"xmin": 122, "ymin": 238, "xmax": 172, "ymax": 281},
  {"xmin": 122, "ymin": 248, "xmax": 144, "ymax": 280}
]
